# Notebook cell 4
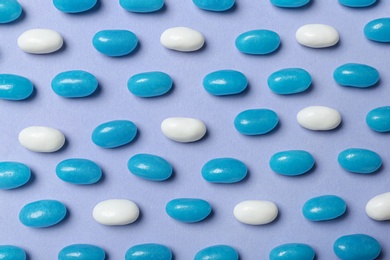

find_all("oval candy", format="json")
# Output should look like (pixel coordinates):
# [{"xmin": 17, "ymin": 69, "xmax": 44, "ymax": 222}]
[
  {"xmin": 166, "ymin": 198, "xmax": 212, "ymax": 223},
  {"xmin": 56, "ymin": 158, "xmax": 102, "ymax": 185},
  {"xmin": 297, "ymin": 106, "xmax": 341, "ymax": 131},
  {"xmin": 234, "ymin": 109, "xmax": 279, "ymax": 135},
  {"xmin": 0, "ymin": 0, "xmax": 22, "ymax": 23},
  {"xmin": 92, "ymin": 199, "xmax": 139, "ymax": 225},
  {"xmin": 338, "ymin": 148, "xmax": 382, "ymax": 174},
  {"xmin": 201, "ymin": 158, "xmax": 247, "ymax": 183},
  {"xmin": 270, "ymin": 0, "xmax": 310, "ymax": 8},
  {"xmin": 339, "ymin": 0, "xmax": 376, "ymax": 7},
  {"xmin": 269, "ymin": 150, "xmax": 315, "ymax": 176},
  {"xmin": 296, "ymin": 24, "xmax": 339, "ymax": 48},
  {"xmin": 127, "ymin": 153, "xmax": 173, "ymax": 181},
  {"xmin": 366, "ymin": 192, "xmax": 390, "ymax": 221},
  {"xmin": 0, "ymin": 74, "xmax": 34, "ymax": 101},
  {"xmin": 203, "ymin": 70, "xmax": 248, "ymax": 96},
  {"xmin": 92, "ymin": 30, "xmax": 138, "ymax": 57},
  {"xmin": 364, "ymin": 18, "xmax": 390, "ymax": 43},
  {"xmin": 235, "ymin": 29, "xmax": 280, "ymax": 55},
  {"xmin": 195, "ymin": 245, "xmax": 239, "ymax": 260},
  {"xmin": 0, "ymin": 162, "xmax": 31, "ymax": 190},
  {"xmin": 269, "ymin": 243, "xmax": 315, "ymax": 260},
  {"xmin": 127, "ymin": 71, "xmax": 172, "ymax": 98},
  {"xmin": 333, "ymin": 63, "xmax": 379, "ymax": 88},
  {"xmin": 53, "ymin": 0, "xmax": 97, "ymax": 13},
  {"xmin": 58, "ymin": 244, "xmax": 105, "ymax": 260},
  {"xmin": 161, "ymin": 117, "xmax": 206, "ymax": 142},
  {"xmin": 0, "ymin": 245, "xmax": 26, "ymax": 260},
  {"xmin": 18, "ymin": 126, "xmax": 65, "ymax": 152},
  {"xmin": 92, "ymin": 120, "xmax": 137, "ymax": 148},
  {"xmin": 192, "ymin": 0, "xmax": 235, "ymax": 12},
  {"xmin": 268, "ymin": 68, "xmax": 312, "ymax": 95},
  {"xmin": 120, "ymin": 0, "xmax": 164, "ymax": 13},
  {"xmin": 160, "ymin": 27, "xmax": 204, "ymax": 52},
  {"xmin": 302, "ymin": 195, "xmax": 347, "ymax": 221},
  {"xmin": 366, "ymin": 106, "xmax": 390, "ymax": 132},
  {"xmin": 51, "ymin": 70, "xmax": 98, "ymax": 98},
  {"xmin": 125, "ymin": 244, "xmax": 172, "ymax": 260},
  {"xmin": 234, "ymin": 200, "xmax": 278, "ymax": 225},
  {"xmin": 17, "ymin": 29, "xmax": 63, "ymax": 54},
  {"xmin": 19, "ymin": 199, "xmax": 67, "ymax": 228},
  {"xmin": 333, "ymin": 234, "xmax": 381, "ymax": 260}
]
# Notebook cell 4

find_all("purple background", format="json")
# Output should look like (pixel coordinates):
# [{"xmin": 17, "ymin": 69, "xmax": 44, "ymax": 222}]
[{"xmin": 0, "ymin": 0, "xmax": 389, "ymax": 259}]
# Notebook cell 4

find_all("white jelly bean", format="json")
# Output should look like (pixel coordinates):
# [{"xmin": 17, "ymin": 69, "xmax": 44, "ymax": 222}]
[
  {"xmin": 366, "ymin": 192, "xmax": 390, "ymax": 221},
  {"xmin": 160, "ymin": 27, "xmax": 204, "ymax": 52},
  {"xmin": 161, "ymin": 117, "xmax": 206, "ymax": 142},
  {"xmin": 297, "ymin": 106, "xmax": 341, "ymax": 130},
  {"xmin": 296, "ymin": 24, "xmax": 339, "ymax": 48},
  {"xmin": 93, "ymin": 199, "xmax": 139, "ymax": 225},
  {"xmin": 17, "ymin": 29, "xmax": 63, "ymax": 54},
  {"xmin": 18, "ymin": 126, "xmax": 65, "ymax": 152},
  {"xmin": 233, "ymin": 200, "xmax": 278, "ymax": 225}
]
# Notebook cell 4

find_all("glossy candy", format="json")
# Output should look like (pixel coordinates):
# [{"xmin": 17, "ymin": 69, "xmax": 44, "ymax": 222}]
[
  {"xmin": 333, "ymin": 63, "xmax": 379, "ymax": 88},
  {"xmin": 161, "ymin": 117, "xmax": 206, "ymax": 142},
  {"xmin": 195, "ymin": 245, "xmax": 239, "ymax": 260},
  {"xmin": 203, "ymin": 70, "xmax": 247, "ymax": 96},
  {"xmin": 58, "ymin": 244, "xmax": 105, "ymax": 260},
  {"xmin": 19, "ymin": 200, "xmax": 67, "ymax": 228},
  {"xmin": 364, "ymin": 18, "xmax": 390, "ymax": 43},
  {"xmin": 269, "ymin": 150, "xmax": 314, "ymax": 176},
  {"xmin": 339, "ymin": 0, "xmax": 376, "ymax": 7},
  {"xmin": 0, "ymin": 0, "xmax": 22, "ymax": 23},
  {"xmin": 269, "ymin": 243, "xmax": 315, "ymax": 260},
  {"xmin": 235, "ymin": 30, "xmax": 280, "ymax": 55},
  {"xmin": 166, "ymin": 198, "xmax": 212, "ymax": 223},
  {"xmin": 93, "ymin": 199, "xmax": 139, "ymax": 225},
  {"xmin": 92, "ymin": 30, "xmax": 138, "ymax": 57},
  {"xmin": 160, "ymin": 27, "xmax": 204, "ymax": 52},
  {"xmin": 56, "ymin": 158, "xmax": 102, "ymax": 185},
  {"xmin": 127, "ymin": 71, "xmax": 172, "ymax": 97},
  {"xmin": 17, "ymin": 29, "xmax": 63, "ymax": 54},
  {"xmin": 234, "ymin": 109, "xmax": 279, "ymax": 135},
  {"xmin": 192, "ymin": 0, "xmax": 235, "ymax": 11},
  {"xmin": 234, "ymin": 200, "xmax": 278, "ymax": 225},
  {"xmin": 302, "ymin": 195, "xmax": 346, "ymax": 221},
  {"xmin": 125, "ymin": 244, "xmax": 172, "ymax": 260},
  {"xmin": 0, "ymin": 74, "xmax": 33, "ymax": 100},
  {"xmin": 296, "ymin": 24, "xmax": 339, "ymax": 48},
  {"xmin": 18, "ymin": 126, "xmax": 65, "ymax": 152},
  {"xmin": 366, "ymin": 106, "xmax": 390, "ymax": 132},
  {"xmin": 127, "ymin": 153, "xmax": 172, "ymax": 181},
  {"xmin": 268, "ymin": 68, "xmax": 311, "ymax": 95},
  {"xmin": 92, "ymin": 120, "xmax": 137, "ymax": 148},
  {"xmin": 0, "ymin": 245, "xmax": 26, "ymax": 260},
  {"xmin": 333, "ymin": 234, "xmax": 381, "ymax": 260},
  {"xmin": 53, "ymin": 0, "xmax": 97, "ymax": 13},
  {"xmin": 338, "ymin": 148, "xmax": 382, "ymax": 174},
  {"xmin": 297, "ymin": 106, "xmax": 341, "ymax": 131},
  {"xmin": 201, "ymin": 158, "xmax": 247, "ymax": 183},
  {"xmin": 120, "ymin": 0, "xmax": 164, "ymax": 13},
  {"xmin": 366, "ymin": 192, "xmax": 390, "ymax": 221},
  {"xmin": 51, "ymin": 70, "xmax": 98, "ymax": 98},
  {"xmin": 270, "ymin": 0, "xmax": 310, "ymax": 8},
  {"xmin": 0, "ymin": 162, "xmax": 31, "ymax": 189}
]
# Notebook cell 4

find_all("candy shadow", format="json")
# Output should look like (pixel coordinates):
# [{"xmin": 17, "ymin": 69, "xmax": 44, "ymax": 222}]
[
  {"xmin": 272, "ymin": 0, "xmax": 314, "ymax": 11},
  {"xmin": 340, "ymin": 0, "xmax": 379, "ymax": 10},
  {"xmin": 128, "ymin": 3, "xmax": 167, "ymax": 15},
  {"xmin": 61, "ymin": 0, "xmax": 102, "ymax": 15}
]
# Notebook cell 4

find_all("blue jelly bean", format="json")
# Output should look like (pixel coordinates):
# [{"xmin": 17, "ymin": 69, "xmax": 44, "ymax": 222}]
[
  {"xmin": 269, "ymin": 243, "xmax": 315, "ymax": 260},
  {"xmin": 270, "ymin": 150, "xmax": 314, "ymax": 176},
  {"xmin": 0, "ymin": 245, "xmax": 26, "ymax": 260},
  {"xmin": 302, "ymin": 195, "xmax": 347, "ymax": 221},
  {"xmin": 192, "ymin": 0, "xmax": 235, "ymax": 11},
  {"xmin": 0, "ymin": 74, "xmax": 34, "ymax": 101},
  {"xmin": 235, "ymin": 30, "xmax": 280, "ymax": 55},
  {"xmin": 125, "ymin": 244, "xmax": 172, "ymax": 260},
  {"xmin": 53, "ymin": 0, "xmax": 97, "ymax": 13},
  {"xmin": 195, "ymin": 245, "xmax": 239, "ymax": 260},
  {"xmin": 19, "ymin": 199, "xmax": 67, "ymax": 228},
  {"xmin": 234, "ymin": 109, "xmax": 279, "ymax": 135},
  {"xmin": 127, "ymin": 71, "xmax": 172, "ymax": 98},
  {"xmin": 0, "ymin": 0, "xmax": 22, "ymax": 23},
  {"xmin": 56, "ymin": 158, "xmax": 102, "ymax": 185},
  {"xmin": 166, "ymin": 198, "xmax": 212, "ymax": 223},
  {"xmin": 0, "ymin": 162, "xmax": 31, "ymax": 190},
  {"xmin": 333, "ymin": 63, "xmax": 379, "ymax": 88},
  {"xmin": 120, "ymin": 0, "xmax": 164, "ymax": 13},
  {"xmin": 338, "ymin": 148, "xmax": 382, "ymax": 174},
  {"xmin": 364, "ymin": 18, "xmax": 390, "ymax": 43},
  {"xmin": 203, "ymin": 70, "xmax": 247, "ymax": 96},
  {"xmin": 201, "ymin": 158, "xmax": 247, "ymax": 183},
  {"xmin": 127, "ymin": 153, "xmax": 172, "ymax": 181},
  {"xmin": 366, "ymin": 106, "xmax": 390, "ymax": 132},
  {"xmin": 268, "ymin": 68, "xmax": 312, "ymax": 94},
  {"xmin": 92, "ymin": 30, "xmax": 138, "ymax": 57},
  {"xmin": 92, "ymin": 120, "xmax": 137, "ymax": 148},
  {"xmin": 51, "ymin": 70, "xmax": 98, "ymax": 98},
  {"xmin": 270, "ymin": 0, "xmax": 311, "ymax": 8},
  {"xmin": 58, "ymin": 244, "xmax": 105, "ymax": 260},
  {"xmin": 333, "ymin": 234, "xmax": 381, "ymax": 260},
  {"xmin": 339, "ymin": 0, "xmax": 377, "ymax": 7}
]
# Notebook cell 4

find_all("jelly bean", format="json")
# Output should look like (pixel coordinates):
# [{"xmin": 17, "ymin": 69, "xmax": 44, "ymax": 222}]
[
  {"xmin": 302, "ymin": 195, "xmax": 346, "ymax": 221},
  {"xmin": 120, "ymin": 0, "xmax": 164, "ymax": 13},
  {"xmin": 339, "ymin": 0, "xmax": 376, "ymax": 7},
  {"xmin": 234, "ymin": 200, "xmax": 278, "ymax": 225},
  {"xmin": 161, "ymin": 117, "xmax": 206, "ymax": 142},
  {"xmin": 201, "ymin": 158, "xmax": 247, "ymax": 183},
  {"xmin": 51, "ymin": 70, "xmax": 98, "ymax": 98},
  {"xmin": 269, "ymin": 243, "xmax": 315, "ymax": 260},
  {"xmin": 18, "ymin": 126, "xmax": 65, "ymax": 152},
  {"xmin": 53, "ymin": 0, "xmax": 97, "ymax": 13},
  {"xmin": 268, "ymin": 68, "xmax": 311, "ymax": 95},
  {"xmin": 366, "ymin": 106, "xmax": 390, "ymax": 132},
  {"xmin": 203, "ymin": 70, "xmax": 247, "ymax": 96},
  {"xmin": 364, "ymin": 18, "xmax": 390, "ymax": 43},
  {"xmin": 56, "ymin": 158, "xmax": 102, "ymax": 185},
  {"xmin": 234, "ymin": 109, "xmax": 279, "ymax": 135},
  {"xmin": 0, "ymin": 0, "xmax": 22, "ymax": 23},
  {"xmin": 17, "ymin": 29, "xmax": 63, "ymax": 54},
  {"xmin": 366, "ymin": 192, "xmax": 390, "ymax": 221},
  {"xmin": 270, "ymin": 0, "xmax": 310, "ymax": 8},
  {"xmin": 92, "ymin": 120, "xmax": 137, "ymax": 148},
  {"xmin": 297, "ymin": 106, "xmax": 341, "ymax": 131},
  {"xmin": 333, "ymin": 63, "xmax": 379, "ymax": 88},
  {"xmin": 0, "ymin": 74, "xmax": 33, "ymax": 100},
  {"xmin": 93, "ymin": 199, "xmax": 139, "ymax": 225},
  {"xmin": 0, "ymin": 162, "xmax": 31, "ymax": 190},
  {"xmin": 166, "ymin": 198, "xmax": 212, "ymax": 223},
  {"xmin": 19, "ymin": 200, "xmax": 67, "ymax": 228},
  {"xmin": 0, "ymin": 245, "xmax": 26, "ymax": 260},
  {"xmin": 195, "ymin": 245, "xmax": 239, "ymax": 260},
  {"xmin": 125, "ymin": 244, "xmax": 172, "ymax": 260},
  {"xmin": 192, "ymin": 0, "xmax": 235, "ymax": 12},
  {"xmin": 58, "ymin": 244, "xmax": 105, "ymax": 260},
  {"xmin": 296, "ymin": 24, "xmax": 339, "ymax": 48},
  {"xmin": 235, "ymin": 30, "xmax": 280, "ymax": 55},
  {"xmin": 160, "ymin": 27, "xmax": 204, "ymax": 52},
  {"xmin": 333, "ymin": 234, "xmax": 381, "ymax": 260},
  {"xmin": 92, "ymin": 30, "xmax": 138, "ymax": 57},
  {"xmin": 269, "ymin": 150, "xmax": 314, "ymax": 176},
  {"xmin": 127, "ymin": 153, "xmax": 172, "ymax": 181},
  {"xmin": 127, "ymin": 71, "xmax": 172, "ymax": 98},
  {"xmin": 338, "ymin": 148, "xmax": 382, "ymax": 174}
]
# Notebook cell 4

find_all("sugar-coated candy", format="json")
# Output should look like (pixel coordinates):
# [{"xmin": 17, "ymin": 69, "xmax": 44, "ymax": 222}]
[
  {"xmin": 235, "ymin": 29, "xmax": 280, "ymax": 55},
  {"xmin": 127, "ymin": 71, "xmax": 172, "ymax": 98},
  {"xmin": 194, "ymin": 245, "xmax": 239, "ymax": 260},
  {"xmin": 364, "ymin": 18, "xmax": 390, "ymax": 43},
  {"xmin": 127, "ymin": 153, "xmax": 173, "ymax": 181},
  {"xmin": 56, "ymin": 158, "xmax": 102, "ymax": 185},
  {"xmin": 17, "ymin": 29, "xmax": 63, "ymax": 54},
  {"xmin": 201, "ymin": 158, "xmax": 247, "ymax": 183},
  {"xmin": 161, "ymin": 117, "xmax": 206, "ymax": 142},
  {"xmin": 19, "ymin": 200, "xmax": 67, "ymax": 228},
  {"xmin": 270, "ymin": 0, "xmax": 311, "ymax": 8},
  {"xmin": 203, "ymin": 70, "xmax": 247, "ymax": 96},
  {"xmin": 333, "ymin": 234, "xmax": 381, "ymax": 260},
  {"xmin": 366, "ymin": 192, "xmax": 390, "ymax": 221},
  {"xmin": 0, "ymin": 0, "xmax": 22, "ymax": 23},
  {"xmin": 93, "ymin": 199, "xmax": 139, "ymax": 225},
  {"xmin": 269, "ymin": 243, "xmax": 315, "ymax": 260},
  {"xmin": 192, "ymin": 0, "xmax": 235, "ymax": 12},
  {"xmin": 333, "ymin": 63, "xmax": 379, "ymax": 88},
  {"xmin": 166, "ymin": 198, "xmax": 212, "ymax": 223},
  {"xmin": 338, "ymin": 148, "xmax": 382, "ymax": 174},
  {"xmin": 302, "ymin": 195, "xmax": 347, "ymax": 221},
  {"xmin": 18, "ymin": 126, "xmax": 65, "ymax": 152},
  {"xmin": 0, "ymin": 162, "xmax": 31, "ymax": 189},
  {"xmin": 0, "ymin": 245, "xmax": 26, "ymax": 260},
  {"xmin": 0, "ymin": 74, "xmax": 33, "ymax": 100},
  {"xmin": 120, "ymin": 0, "xmax": 164, "ymax": 13},
  {"xmin": 296, "ymin": 24, "xmax": 339, "ymax": 48},
  {"xmin": 58, "ymin": 244, "xmax": 105, "ymax": 260},
  {"xmin": 234, "ymin": 200, "xmax": 278, "ymax": 225},
  {"xmin": 160, "ymin": 27, "xmax": 204, "ymax": 52},
  {"xmin": 125, "ymin": 244, "xmax": 172, "ymax": 260},
  {"xmin": 366, "ymin": 106, "xmax": 390, "ymax": 132},
  {"xmin": 53, "ymin": 0, "xmax": 97, "ymax": 13},
  {"xmin": 51, "ymin": 70, "xmax": 98, "ymax": 98},
  {"xmin": 297, "ymin": 106, "xmax": 341, "ymax": 131},
  {"xmin": 339, "ymin": 0, "xmax": 377, "ymax": 7},
  {"xmin": 92, "ymin": 120, "xmax": 137, "ymax": 148},
  {"xmin": 269, "ymin": 150, "xmax": 315, "ymax": 176},
  {"xmin": 234, "ymin": 109, "xmax": 279, "ymax": 135},
  {"xmin": 92, "ymin": 30, "xmax": 138, "ymax": 57},
  {"xmin": 268, "ymin": 68, "xmax": 312, "ymax": 95}
]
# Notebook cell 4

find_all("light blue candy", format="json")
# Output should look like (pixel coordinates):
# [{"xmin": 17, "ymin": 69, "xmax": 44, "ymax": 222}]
[
  {"xmin": 201, "ymin": 158, "xmax": 247, "ymax": 183},
  {"xmin": 339, "ymin": 0, "xmax": 376, "ymax": 7},
  {"xmin": 268, "ymin": 68, "xmax": 311, "ymax": 94},
  {"xmin": 270, "ymin": 150, "xmax": 314, "ymax": 176},
  {"xmin": 234, "ymin": 109, "xmax": 279, "ymax": 135},
  {"xmin": 333, "ymin": 234, "xmax": 381, "ymax": 260},
  {"xmin": 19, "ymin": 199, "xmax": 67, "ymax": 228},
  {"xmin": 120, "ymin": 0, "xmax": 164, "ymax": 13},
  {"xmin": 166, "ymin": 198, "xmax": 211, "ymax": 223},
  {"xmin": 302, "ymin": 195, "xmax": 346, "ymax": 221},
  {"xmin": 192, "ymin": 0, "xmax": 235, "ymax": 11},
  {"xmin": 235, "ymin": 30, "xmax": 280, "ymax": 55},
  {"xmin": 125, "ymin": 244, "xmax": 172, "ymax": 260},
  {"xmin": 53, "ymin": 0, "xmax": 97, "ymax": 13},
  {"xmin": 92, "ymin": 120, "xmax": 137, "ymax": 148},
  {"xmin": 0, "ymin": 0, "xmax": 22, "ymax": 23},
  {"xmin": 127, "ymin": 153, "xmax": 172, "ymax": 181},
  {"xmin": 270, "ymin": 0, "xmax": 310, "ymax": 8},
  {"xmin": 366, "ymin": 106, "xmax": 390, "ymax": 132},
  {"xmin": 56, "ymin": 158, "xmax": 102, "ymax": 185},
  {"xmin": 333, "ymin": 63, "xmax": 379, "ymax": 88},
  {"xmin": 92, "ymin": 30, "xmax": 138, "ymax": 57},
  {"xmin": 51, "ymin": 70, "xmax": 98, "ymax": 98},
  {"xmin": 364, "ymin": 18, "xmax": 390, "ymax": 43},
  {"xmin": 269, "ymin": 243, "xmax": 315, "ymax": 260},
  {"xmin": 0, "ymin": 245, "xmax": 26, "ymax": 260},
  {"xmin": 195, "ymin": 245, "xmax": 239, "ymax": 260},
  {"xmin": 127, "ymin": 71, "xmax": 172, "ymax": 98},
  {"xmin": 58, "ymin": 244, "xmax": 105, "ymax": 260},
  {"xmin": 338, "ymin": 148, "xmax": 382, "ymax": 174},
  {"xmin": 0, "ymin": 74, "xmax": 33, "ymax": 101},
  {"xmin": 203, "ymin": 70, "xmax": 247, "ymax": 96},
  {"xmin": 0, "ymin": 162, "xmax": 31, "ymax": 190}
]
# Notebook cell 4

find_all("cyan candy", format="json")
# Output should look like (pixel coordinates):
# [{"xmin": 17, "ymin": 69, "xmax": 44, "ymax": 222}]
[
  {"xmin": 269, "ymin": 243, "xmax": 315, "ymax": 260},
  {"xmin": 166, "ymin": 198, "xmax": 212, "ymax": 223},
  {"xmin": 366, "ymin": 106, "xmax": 390, "ymax": 132},
  {"xmin": 234, "ymin": 109, "xmax": 279, "ymax": 135},
  {"xmin": 235, "ymin": 30, "xmax": 280, "ymax": 55},
  {"xmin": 269, "ymin": 150, "xmax": 314, "ymax": 176},
  {"xmin": 0, "ymin": 162, "xmax": 31, "ymax": 190},
  {"xmin": 302, "ymin": 195, "xmax": 346, "ymax": 221},
  {"xmin": 333, "ymin": 63, "xmax": 379, "ymax": 88},
  {"xmin": 119, "ymin": 0, "xmax": 164, "ymax": 13},
  {"xmin": 333, "ymin": 234, "xmax": 381, "ymax": 260},
  {"xmin": 19, "ymin": 199, "xmax": 67, "ymax": 228},
  {"xmin": 58, "ymin": 244, "xmax": 105, "ymax": 260},
  {"xmin": 92, "ymin": 120, "xmax": 137, "ymax": 148},
  {"xmin": 339, "ymin": 0, "xmax": 376, "ymax": 7},
  {"xmin": 127, "ymin": 71, "xmax": 172, "ymax": 98},
  {"xmin": 127, "ymin": 153, "xmax": 172, "ymax": 181},
  {"xmin": 201, "ymin": 158, "xmax": 247, "ymax": 183},
  {"xmin": 192, "ymin": 0, "xmax": 235, "ymax": 11},
  {"xmin": 203, "ymin": 70, "xmax": 248, "ymax": 96},
  {"xmin": 338, "ymin": 148, "xmax": 382, "ymax": 174},
  {"xmin": 0, "ymin": 74, "xmax": 34, "ymax": 100},
  {"xmin": 51, "ymin": 70, "xmax": 98, "ymax": 98},
  {"xmin": 195, "ymin": 245, "xmax": 239, "ymax": 260},
  {"xmin": 0, "ymin": 0, "xmax": 22, "ymax": 23},
  {"xmin": 53, "ymin": 0, "xmax": 97, "ymax": 13},
  {"xmin": 125, "ymin": 244, "xmax": 172, "ymax": 260},
  {"xmin": 268, "ymin": 68, "xmax": 312, "ymax": 94},
  {"xmin": 270, "ymin": 0, "xmax": 310, "ymax": 8},
  {"xmin": 92, "ymin": 30, "xmax": 138, "ymax": 57},
  {"xmin": 0, "ymin": 245, "xmax": 26, "ymax": 260},
  {"xmin": 56, "ymin": 158, "xmax": 102, "ymax": 185},
  {"xmin": 364, "ymin": 18, "xmax": 390, "ymax": 43}
]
